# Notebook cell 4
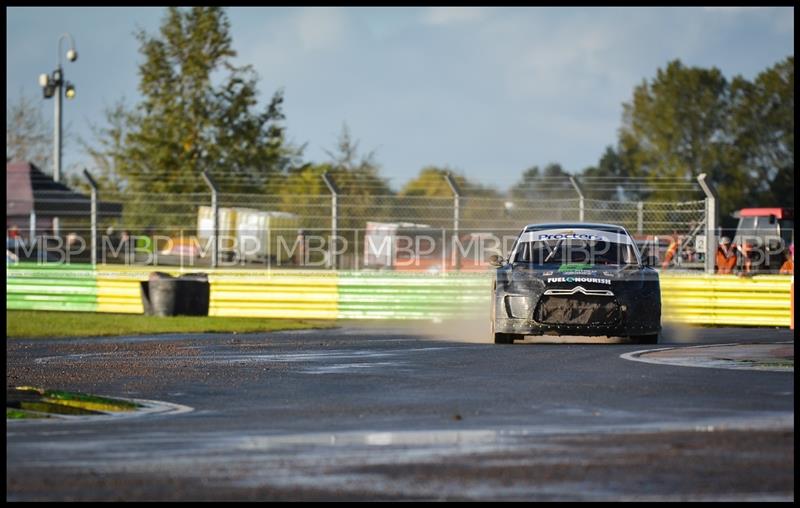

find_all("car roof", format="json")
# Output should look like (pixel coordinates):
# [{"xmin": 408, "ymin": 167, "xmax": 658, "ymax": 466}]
[{"xmin": 522, "ymin": 222, "xmax": 629, "ymax": 234}]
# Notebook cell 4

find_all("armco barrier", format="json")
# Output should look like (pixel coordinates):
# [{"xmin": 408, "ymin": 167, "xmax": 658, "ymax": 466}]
[
  {"xmin": 5, "ymin": 264, "xmax": 794, "ymax": 327},
  {"xmin": 89, "ymin": 267, "xmax": 338, "ymax": 319},
  {"xmin": 6, "ymin": 263, "xmax": 97, "ymax": 312},
  {"xmin": 659, "ymin": 273, "xmax": 793, "ymax": 327},
  {"xmin": 209, "ymin": 271, "xmax": 338, "ymax": 320},
  {"xmin": 337, "ymin": 272, "xmax": 488, "ymax": 320},
  {"xmin": 96, "ymin": 271, "xmax": 145, "ymax": 314}
]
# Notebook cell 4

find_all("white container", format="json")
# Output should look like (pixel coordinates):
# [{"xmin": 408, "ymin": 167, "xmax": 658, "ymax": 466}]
[
  {"xmin": 234, "ymin": 209, "xmax": 300, "ymax": 261},
  {"xmin": 197, "ymin": 206, "xmax": 238, "ymax": 256}
]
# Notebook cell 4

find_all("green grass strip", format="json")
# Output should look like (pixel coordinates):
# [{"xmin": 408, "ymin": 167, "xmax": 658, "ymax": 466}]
[
  {"xmin": 15, "ymin": 401, "xmax": 101, "ymax": 415},
  {"xmin": 10, "ymin": 387, "xmax": 138, "ymax": 416},
  {"xmin": 6, "ymin": 310, "xmax": 336, "ymax": 339},
  {"xmin": 6, "ymin": 408, "xmax": 51, "ymax": 419},
  {"xmin": 15, "ymin": 388, "xmax": 142, "ymax": 411}
]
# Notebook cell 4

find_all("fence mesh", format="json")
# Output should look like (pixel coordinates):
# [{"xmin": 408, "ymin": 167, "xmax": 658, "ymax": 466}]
[{"xmin": 7, "ymin": 179, "xmax": 711, "ymax": 270}]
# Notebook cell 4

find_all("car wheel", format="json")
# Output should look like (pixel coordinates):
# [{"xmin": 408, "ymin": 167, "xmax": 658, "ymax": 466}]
[
  {"xmin": 631, "ymin": 334, "xmax": 659, "ymax": 344},
  {"xmin": 494, "ymin": 333, "xmax": 517, "ymax": 345},
  {"xmin": 491, "ymin": 280, "xmax": 521, "ymax": 344},
  {"xmin": 489, "ymin": 281, "xmax": 497, "ymax": 342}
]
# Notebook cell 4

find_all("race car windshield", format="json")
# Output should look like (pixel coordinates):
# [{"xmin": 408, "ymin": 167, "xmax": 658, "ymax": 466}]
[{"xmin": 513, "ymin": 239, "xmax": 636, "ymax": 266}]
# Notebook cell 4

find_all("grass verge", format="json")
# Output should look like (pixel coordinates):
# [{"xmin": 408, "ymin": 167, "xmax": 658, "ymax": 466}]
[
  {"xmin": 8, "ymin": 387, "xmax": 143, "ymax": 418},
  {"xmin": 6, "ymin": 408, "xmax": 50, "ymax": 419},
  {"xmin": 15, "ymin": 386, "xmax": 142, "ymax": 411},
  {"xmin": 6, "ymin": 310, "xmax": 336, "ymax": 339}
]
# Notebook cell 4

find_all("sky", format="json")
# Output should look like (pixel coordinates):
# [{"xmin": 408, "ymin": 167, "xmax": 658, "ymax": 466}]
[{"xmin": 6, "ymin": 6, "xmax": 794, "ymax": 191}]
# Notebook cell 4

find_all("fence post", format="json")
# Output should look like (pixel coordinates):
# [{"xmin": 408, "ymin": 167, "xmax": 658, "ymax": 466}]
[
  {"xmin": 637, "ymin": 201, "xmax": 644, "ymax": 235},
  {"xmin": 444, "ymin": 172, "xmax": 462, "ymax": 271},
  {"xmin": 321, "ymin": 172, "xmax": 339, "ymax": 270},
  {"xmin": 569, "ymin": 176, "xmax": 584, "ymax": 222},
  {"xmin": 83, "ymin": 169, "xmax": 98, "ymax": 267},
  {"xmin": 697, "ymin": 173, "xmax": 719, "ymax": 275},
  {"xmin": 201, "ymin": 170, "xmax": 219, "ymax": 268},
  {"xmin": 29, "ymin": 210, "xmax": 36, "ymax": 246}
]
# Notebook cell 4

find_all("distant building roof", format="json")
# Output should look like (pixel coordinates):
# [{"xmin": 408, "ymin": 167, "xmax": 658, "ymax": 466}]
[{"xmin": 6, "ymin": 161, "xmax": 122, "ymax": 218}]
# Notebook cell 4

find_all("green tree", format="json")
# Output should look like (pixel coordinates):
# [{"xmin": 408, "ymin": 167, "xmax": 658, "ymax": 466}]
[
  {"xmin": 322, "ymin": 123, "xmax": 393, "ymax": 197},
  {"xmin": 397, "ymin": 166, "xmax": 466, "ymax": 228},
  {"xmin": 399, "ymin": 166, "xmax": 501, "ymax": 230},
  {"xmin": 510, "ymin": 163, "xmax": 575, "ymax": 201},
  {"xmin": 616, "ymin": 57, "xmax": 794, "ymax": 217},
  {"xmin": 323, "ymin": 125, "xmax": 393, "ymax": 235},
  {"xmin": 728, "ymin": 56, "xmax": 794, "ymax": 210},
  {"xmin": 399, "ymin": 166, "xmax": 463, "ymax": 198},
  {"xmin": 271, "ymin": 125, "xmax": 393, "ymax": 247},
  {"xmin": 618, "ymin": 60, "xmax": 732, "ymax": 203},
  {"xmin": 262, "ymin": 162, "xmax": 332, "ymax": 232},
  {"xmin": 89, "ymin": 7, "xmax": 294, "ymax": 197},
  {"xmin": 400, "ymin": 165, "xmax": 499, "ymax": 199},
  {"xmin": 579, "ymin": 146, "xmax": 631, "ymax": 201}
]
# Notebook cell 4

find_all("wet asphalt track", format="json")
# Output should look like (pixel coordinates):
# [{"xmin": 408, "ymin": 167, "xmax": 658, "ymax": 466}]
[{"xmin": 6, "ymin": 325, "xmax": 795, "ymax": 501}]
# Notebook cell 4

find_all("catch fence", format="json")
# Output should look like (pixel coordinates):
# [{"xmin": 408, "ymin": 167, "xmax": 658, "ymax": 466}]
[{"xmin": 7, "ymin": 173, "xmax": 711, "ymax": 271}]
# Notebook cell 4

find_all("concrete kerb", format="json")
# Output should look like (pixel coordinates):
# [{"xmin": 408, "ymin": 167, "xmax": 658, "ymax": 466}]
[{"xmin": 621, "ymin": 342, "xmax": 794, "ymax": 372}]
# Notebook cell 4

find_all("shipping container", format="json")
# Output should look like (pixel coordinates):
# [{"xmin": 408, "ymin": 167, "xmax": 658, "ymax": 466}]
[
  {"xmin": 197, "ymin": 206, "xmax": 300, "ymax": 262},
  {"xmin": 197, "ymin": 206, "xmax": 238, "ymax": 257},
  {"xmin": 234, "ymin": 208, "xmax": 301, "ymax": 262}
]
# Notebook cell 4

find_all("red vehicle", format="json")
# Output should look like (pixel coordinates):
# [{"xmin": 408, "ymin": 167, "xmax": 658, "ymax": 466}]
[{"xmin": 732, "ymin": 208, "xmax": 793, "ymax": 274}]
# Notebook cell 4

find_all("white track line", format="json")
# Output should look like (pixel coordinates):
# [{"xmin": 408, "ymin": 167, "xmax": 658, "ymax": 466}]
[{"xmin": 621, "ymin": 342, "xmax": 794, "ymax": 372}]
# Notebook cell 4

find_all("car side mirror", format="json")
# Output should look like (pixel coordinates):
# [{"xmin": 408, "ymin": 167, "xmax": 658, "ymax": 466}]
[
  {"xmin": 488, "ymin": 254, "xmax": 505, "ymax": 267},
  {"xmin": 642, "ymin": 255, "xmax": 658, "ymax": 267}
]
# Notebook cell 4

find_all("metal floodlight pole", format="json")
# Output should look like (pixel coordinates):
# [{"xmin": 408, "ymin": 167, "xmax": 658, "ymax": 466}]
[
  {"xmin": 54, "ymin": 68, "xmax": 62, "ymax": 184},
  {"xmin": 697, "ymin": 173, "xmax": 719, "ymax": 275},
  {"xmin": 52, "ymin": 76, "xmax": 63, "ymax": 239},
  {"xmin": 569, "ymin": 176, "xmax": 585, "ymax": 222},
  {"xmin": 83, "ymin": 169, "xmax": 98, "ymax": 267},
  {"xmin": 444, "ymin": 172, "xmax": 462, "ymax": 271},
  {"xmin": 202, "ymin": 170, "xmax": 220, "ymax": 268},
  {"xmin": 53, "ymin": 33, "xmax": 76, "ymax": 184},
  {"xmin": 321, "ymin": 172, "xmax": 339, "ymax": 270},
  {"xmin": 39, "ymin": 33, "xmax": 77, "ymax": 237}
]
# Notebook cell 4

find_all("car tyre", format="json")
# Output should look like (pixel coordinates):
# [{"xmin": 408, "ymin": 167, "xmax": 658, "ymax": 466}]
[
  {"xmin": 491, "ymin": 280, "xmax": 522, "ymax": 344},
  {"xmin": 631, "ymin": 334, "xmax": 659, "ymax": 344},
  {"xmin": 494, "ymin": 333, "xmax": 519, "ymax": 344},
  {"xmin": 490, "ymin": 280, "xmax": 498, "ymax": 342}
]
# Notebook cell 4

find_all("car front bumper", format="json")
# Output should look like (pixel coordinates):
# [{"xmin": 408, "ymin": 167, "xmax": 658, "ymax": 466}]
[
  {"xmin": 494, "ymin": 317, "xmax": 660, "ymax": 337},
  {"xmin": 494, "ymin": 291, "xmax": 661, "ymax": 337}
]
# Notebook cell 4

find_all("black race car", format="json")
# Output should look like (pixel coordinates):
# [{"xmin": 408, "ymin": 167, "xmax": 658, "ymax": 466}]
[{"xmin": 490, "ymin": 223, "xmax": 661, "ymax": 344}]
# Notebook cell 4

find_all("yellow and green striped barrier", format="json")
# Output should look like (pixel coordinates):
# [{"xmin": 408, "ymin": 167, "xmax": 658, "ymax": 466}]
[
  {"xmin": 6, "ymin": 263, "xmax": 98, "ymax": 312},
  {"xmin": 660, "ymin": 273, "xmax": 793, "ymax": 327},
  {"xmin": 337, "ymin": 272, "xmax": 488, "ymax": 320},
  {"xmin": 5, "ymin": 263, "xmax": 793, "ymax": 327}
]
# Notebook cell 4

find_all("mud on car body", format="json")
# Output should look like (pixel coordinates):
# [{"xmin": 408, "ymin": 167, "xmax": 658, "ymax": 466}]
[{"xmin": 490, "ymin": 223, "xmax": 661, "ymax": 344}]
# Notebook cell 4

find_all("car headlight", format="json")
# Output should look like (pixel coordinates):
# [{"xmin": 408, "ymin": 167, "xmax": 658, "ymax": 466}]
[{"xmin": 505, "ymin": 295, "xmax": 533, "ymax": 319}]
